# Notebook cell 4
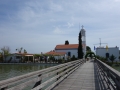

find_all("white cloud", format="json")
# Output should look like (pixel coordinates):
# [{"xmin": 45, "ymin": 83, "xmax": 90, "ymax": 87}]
[
  {"xmin": 67, "ymin": 22, "xmax": 74, "ymax": 28},
  {"xmin": 53, "ymin": 27, "xmax": 64, "ymax": 34},
  {"xmin": 115, "ymin": 0, "xmax": 120, "ymax": 2},
  {"xmin": 0, "ymin": 0, "xmax": 120, "ymax": 53},
  {"xmin": 49, "ymin": 2, "xmax": 63, "ymax": 12}
]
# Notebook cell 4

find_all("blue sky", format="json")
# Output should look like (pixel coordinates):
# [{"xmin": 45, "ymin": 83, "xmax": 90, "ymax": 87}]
[{"xmin": 0, "ymin": 0, "xmax": 120, "ymax": 54}]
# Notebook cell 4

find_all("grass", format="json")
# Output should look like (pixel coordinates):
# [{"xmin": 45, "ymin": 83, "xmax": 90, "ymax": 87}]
[{"xmin": 112, "ymin": 63, "xmax": 120, "ymax": 72}]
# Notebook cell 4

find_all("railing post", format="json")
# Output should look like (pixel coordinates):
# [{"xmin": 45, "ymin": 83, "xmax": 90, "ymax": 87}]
[
  {"xmin": 32, "ymin": 74, "xmax": 42, "ymax": 90},
  {"xmin": 1, "ymin": 86, "xmax": 8, "ymax": 90},
  {"xmin": 64, "ymin": 65, "xmax": 68, "ymax": 79}
]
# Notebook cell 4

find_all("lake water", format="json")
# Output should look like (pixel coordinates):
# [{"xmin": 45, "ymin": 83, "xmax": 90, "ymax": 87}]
[
  {"xmin": 0, "ymin": 63, "xmax": 58, "ymax": 81},
  {"xmin": 0, "ymin": 63, "xmax": 120, "ymax": 82}
]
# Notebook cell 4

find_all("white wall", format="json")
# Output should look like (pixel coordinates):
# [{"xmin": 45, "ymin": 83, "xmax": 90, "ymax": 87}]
[
  {"xmin": 96, "ymin": 47, "xmax": 119, "ymax": 61},
  {"xmin": 5, "ymin": 54, "xmax": 21, "ymax": 63},
  {"xmin": 54, "ymin": 55, "xmax": 66, "ymax": 60},
  {"xmin": 55, "ymin": 49, "xmax": 78, "ymax": 58}
]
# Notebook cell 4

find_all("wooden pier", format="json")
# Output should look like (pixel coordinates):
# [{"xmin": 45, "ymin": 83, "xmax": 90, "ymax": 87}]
[
  {"xmin": 0, "ymin": 59, "xmax": 120, "ymax": 90},
  {"xmin": 53, "ymin": 60, "xmax": 99, "ymax": 90}
]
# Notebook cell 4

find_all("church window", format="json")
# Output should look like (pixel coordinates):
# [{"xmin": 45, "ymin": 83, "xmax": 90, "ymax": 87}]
[{"xmin": 68, "ymin": 52, "xmax": 71, "ymax": 57}]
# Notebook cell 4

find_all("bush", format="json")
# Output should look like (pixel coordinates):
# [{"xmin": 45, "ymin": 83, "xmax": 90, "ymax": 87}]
[
  {"xmin": 106, "ymin": 62, "xmax": 113, "ymax": 66},
  {"xmin": 0, "ymin": 55, "xmax": 3, "ymax": 62},
  {"xmin": 85, "ymin": 51, "xmax": 96, "ymax": 59},
  {"xmin": 109, "ymin": 54, "xmax": 116, "ymax": 64},
  {"xmin": 71, "ymin": 55, "xmax": 76, "ymax": 61},
  {"xmin": 58, "ymin": 59, "xmax": 64, "ymax": 63}
]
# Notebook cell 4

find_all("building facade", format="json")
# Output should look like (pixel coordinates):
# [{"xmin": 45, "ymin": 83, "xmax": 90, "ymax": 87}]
[
  {"xmin": 4, "ymin": 53, "xmax": 34, "ymax": 63},
  {"xmin": 96, "ymin": 47, "xmax": 119, "ymax": 61},
  {"xmin": 55, "ymin": 44, "xmax": 78, "ymax": 58}
]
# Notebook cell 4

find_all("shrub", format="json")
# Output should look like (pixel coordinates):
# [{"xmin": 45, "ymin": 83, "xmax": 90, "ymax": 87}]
[
  {"xmin": 58, "ymin": 59, "xmax": 64, "ymax": 63},
  {"xmin": 71, "ymin": 55, "xmax": 76, "ymax": 61},
  {"xmin": 109, "ymin": 54, "xmax": 116, "ymax": 64}
]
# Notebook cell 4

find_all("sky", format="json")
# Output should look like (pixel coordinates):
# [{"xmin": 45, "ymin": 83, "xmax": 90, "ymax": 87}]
[{"xmin": 0, "ymin": 0, "xmax": 120, "ymax": 54}]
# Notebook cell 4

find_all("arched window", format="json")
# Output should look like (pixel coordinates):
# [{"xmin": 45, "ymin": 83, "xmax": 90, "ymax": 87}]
[
  {"xmin": 106, "ymin": 53, "xmax": 109, "ymax": 58},
  {"xmin": 68, "ymin": 52, "xmax": 71, "ymax": 57}
]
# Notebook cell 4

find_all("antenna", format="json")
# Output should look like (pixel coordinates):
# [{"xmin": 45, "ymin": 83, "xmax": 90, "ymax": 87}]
[
  {"xmin": 100, "ymin": 38, "xmax": 101, "ymax": 47},
  {"xmin": 94, "ymin": 38, "xmax": 108, "ymax": 47}
]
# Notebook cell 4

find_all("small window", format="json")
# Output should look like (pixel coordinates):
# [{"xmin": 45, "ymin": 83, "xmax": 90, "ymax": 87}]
[
  {"xmin": 106, "ymin": 53, "xmax": 109, "ymax": 58},
  {"xmin": 68, "ymin": 52, "xmax": 71, "ymax": 57}
]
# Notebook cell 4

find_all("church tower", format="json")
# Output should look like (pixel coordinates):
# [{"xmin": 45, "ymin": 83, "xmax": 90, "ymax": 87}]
[
  {"xmin": 78, "ymin": 25, "xmax": 86, "ymax": 57},
  {"xmin": 81, "ymin": 25, "xmax": 86, "ymax": 56}
]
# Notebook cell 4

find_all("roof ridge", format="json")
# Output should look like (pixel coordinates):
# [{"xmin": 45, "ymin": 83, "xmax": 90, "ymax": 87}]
[{"xmin": 56, "ymin": 44, "xmax": 78, "ymax": 45}]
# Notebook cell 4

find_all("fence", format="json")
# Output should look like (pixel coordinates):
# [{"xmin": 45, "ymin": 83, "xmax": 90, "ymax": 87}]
[
  {"xmin": 96, "ymin": 59, "xmax": 120, "ymax": 90},
  {"xmin": 0, "ymin": 59, "xmax": 85, "ymax": 90}
]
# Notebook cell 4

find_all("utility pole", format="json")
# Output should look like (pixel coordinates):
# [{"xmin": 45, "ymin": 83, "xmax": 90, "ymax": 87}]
[{"xmin": 94, "ymin": 38, "xmax": 108, "ymax": 47}]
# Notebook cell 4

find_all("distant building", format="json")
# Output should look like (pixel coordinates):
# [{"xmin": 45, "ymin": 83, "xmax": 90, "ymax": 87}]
[
  {"xmin": 45, "ymin": 50, "xmax": 66, "ymax": 60},
  {"xmin": 96, "ymin": 46, "xmax": 119, "ymax": 61},
  {"xmin": 55, "ymin": 44, "xmax": 79, "ymax": 58},
  {"xmin": 4, "ymin": 53, "xmax": 34, "ymax": 63}
]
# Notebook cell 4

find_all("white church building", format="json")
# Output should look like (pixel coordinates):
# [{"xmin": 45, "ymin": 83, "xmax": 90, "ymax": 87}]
[
  {"xmin": 55, "ymin": 44, "xmax": 79, "ymax": 58},
  {"xmin": 46, "ymin": 26, "xmax": 86, "ymax": 59}
]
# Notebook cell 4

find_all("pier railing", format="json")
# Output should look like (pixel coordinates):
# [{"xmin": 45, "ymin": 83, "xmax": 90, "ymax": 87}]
[
  {"xmin": 95, "ymin": 59, "xmax": 120, "ymax": 90},
  {"xmin": 0, "ymin": 59, "xmax": 85, "ymax": 90}
]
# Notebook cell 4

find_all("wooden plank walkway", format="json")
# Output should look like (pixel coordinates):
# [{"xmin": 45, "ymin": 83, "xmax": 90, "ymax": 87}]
[{"xmin": 53, "ymin": 60, "xmax": 102, "ymax": 90}]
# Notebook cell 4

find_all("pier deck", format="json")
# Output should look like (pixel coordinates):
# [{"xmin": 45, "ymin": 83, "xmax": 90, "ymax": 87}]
[{"xmin": 53, "ymin": 60, "xmax": 101, "ymax": 90}]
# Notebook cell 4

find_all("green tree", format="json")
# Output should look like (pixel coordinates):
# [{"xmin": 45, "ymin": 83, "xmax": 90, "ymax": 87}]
[
  {"xmin": 71, "ymin": 55, "xmax": 76, "ymax": 61},
  {"xmin": 16, "ymin": 47, "xmax": 27, "ymax": 62},
  {"xmin": 16, "ymin": 47, "xmax": 23, "ymax": 53},
  {"xmin": 109, "ymin": 54, "xmax": 116, "ymax": 64},
  {"xmin": 65, "ymin": 40, "xmax": 69, "ymax": 45},
  {"xmin": 78, "ymin": 31, "xmax": 83, "ymax": 59},
  {"xmin": 86, "ymin": 46, "xmax": 91, "ymax": 52},
  {"xmin": 24, "ymin": 49, "xmax": 27, "ymax": 53},
  {"xmin": 85, "ymin": 51, "xmax": 96, "ymax": 59},
  {"xmin": 1, "ymin": 46, "xmax": 10, "ymax": 62}
]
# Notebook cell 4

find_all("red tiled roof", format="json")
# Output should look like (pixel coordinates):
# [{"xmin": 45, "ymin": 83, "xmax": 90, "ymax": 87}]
[
  {"xmin": 45, "ymin": 51, "xmax": 66, "ymax": 56},
  {"xmin": 55, "ymin": 44, "xmax": 79, "ymax": 50}
]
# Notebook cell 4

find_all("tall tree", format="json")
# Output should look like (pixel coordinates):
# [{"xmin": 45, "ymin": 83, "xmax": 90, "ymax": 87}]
[
  {"xmin": 1, "ymin": 46, "xmax": 10, "ymax": 61},
  {"xmin": 109, "ymin": 54, "xmax": 116, "ymax": 64},
  {"xmin": 78, "ymin": 31, "xmax": 83, "ymax": 59},
  {"xmin": 24, "ymin": 49, "xmax": 27, "ymax": 53},
  {"xmin": 1, "ymin": 46, "xmax": 10, "ymax": 55},
  {"xmin": 16, "ymin": 47, "xmax": 23, "ymax": 53}
]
